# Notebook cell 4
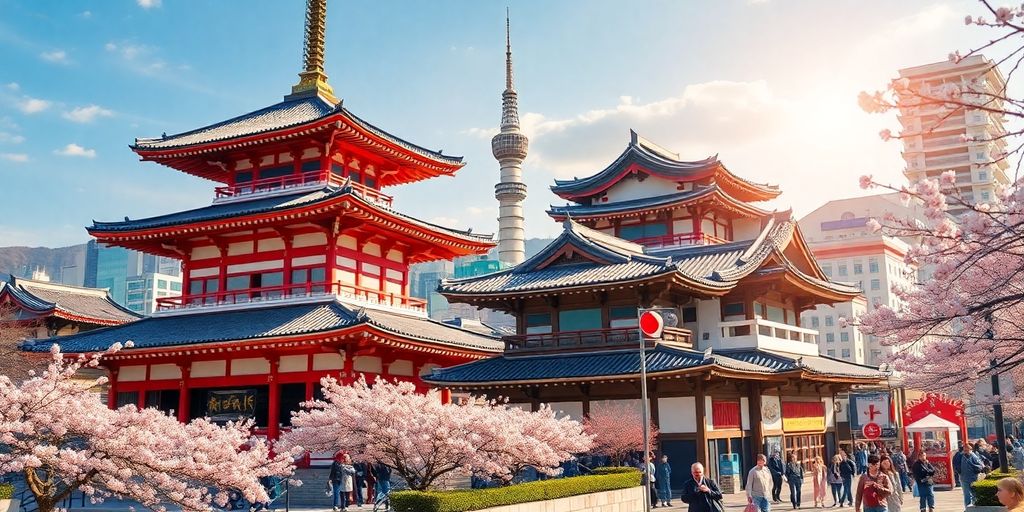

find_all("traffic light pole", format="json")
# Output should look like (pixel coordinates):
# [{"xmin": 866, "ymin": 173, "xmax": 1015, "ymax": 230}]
[{"xmin": 639, "ymin": 319, "xmax": 651, "ymax": 512}]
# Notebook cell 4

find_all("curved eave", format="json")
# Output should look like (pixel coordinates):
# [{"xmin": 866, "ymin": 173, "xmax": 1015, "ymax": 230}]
[
  {"xmin": 424, "ymin": 363, "xmax": 794, "ymax": 389},
  {"xmin": 51, "ymin": 309, "xmax": 134, "ymax": 327},
  {"xmin": 89, "ymin": 191, "xmax": 494, "ymax": 261},
  {"xmin": 132, "ymin": 113, "xmax": 465, "ymax": 187},
  {"xmin": 547, "ymin": 187, "xmax": 771, "ymax": 221},
  {"xmin": 439, "ymin": 269, "xmax": 685, "ymax": 301},
  {"xmin": 361, "ymin": 325, "xmax": 501, "ymax": 359}
]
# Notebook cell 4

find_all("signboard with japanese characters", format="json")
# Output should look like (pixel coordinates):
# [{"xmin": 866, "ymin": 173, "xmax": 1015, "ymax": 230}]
[{"xmin": 205, "ymin": 389, "xmax": 257, "ymax": 422}]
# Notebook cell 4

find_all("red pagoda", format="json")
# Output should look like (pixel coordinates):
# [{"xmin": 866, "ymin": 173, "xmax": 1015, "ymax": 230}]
[{"xmin": 24, "ymin": 0, "xmax": 501, "ymax": 452}]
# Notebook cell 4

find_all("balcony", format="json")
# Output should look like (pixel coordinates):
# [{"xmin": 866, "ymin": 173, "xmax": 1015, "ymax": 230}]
[
  {"xmin": 503, "ymin": 326, "xmax": 693, "ymax": 353},
  {"xmin": 213, "ymin": 171, "xmax": 393, "ymax": 209},
  {"xmin": 155, "ymin": 281, "xmax": 426, "ymax": 314},
  {"xmin": 923, "ymin": 153, "xmax": 970, "ymax": 169},
  {"xmin": 632, "ymin": 232, "xmax": 727, "ymax": 250},
  {"xmin": 718, "ymin": 317, "xmax": 819, "ymax": 356}
]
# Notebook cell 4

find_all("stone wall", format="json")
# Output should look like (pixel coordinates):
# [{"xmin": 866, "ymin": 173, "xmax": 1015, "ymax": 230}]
[{"xmin": 472, "ymin": 486, "xmax": 644, "ymax": 512}]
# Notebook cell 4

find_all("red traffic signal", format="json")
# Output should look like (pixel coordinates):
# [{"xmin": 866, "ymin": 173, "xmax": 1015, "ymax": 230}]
[{"xmin": 639, "ymin": 310, "xmax": 664, "ymax": 338}]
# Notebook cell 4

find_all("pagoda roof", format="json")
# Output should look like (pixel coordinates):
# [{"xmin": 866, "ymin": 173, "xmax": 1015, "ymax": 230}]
[
  {"xmin": 550, "ymin": 131, "xmax": 780, "ymax": 203},
  {"xmin": 423, "ymin": 345, "xmax": 886, "ymax": 387},
  {"xmin": 439, "ymin": 216, "xmax": 860, "ymax": 299},
  {"xmin": 0, "ymin": 277, "xmax": 139, "ymax": 326},
  {"xmin": 88, "ymin": 183, "xmax": 495, "ymax": 262},
  {"xmin": 547, "ymin": 185, "xmax": 771, "ymax": 221},
  {"xmin": 130, "ymin": 95, "xmax": 465, "ymax": 186},
  {"xmin": 21, "ymin": 296, "xmax": 502, "ymax": 357}
]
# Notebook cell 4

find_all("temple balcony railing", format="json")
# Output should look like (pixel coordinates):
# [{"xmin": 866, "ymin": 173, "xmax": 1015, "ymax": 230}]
[
  {"xmin": 632, "ymin": 232, "xmax": 727, "ymax": 250},
  {"xmin": 155, "ymin": 280, "xmax": 425, "ymax": 314},
  {"xmin": 213, "ymin": 171, "xmax": 393, "ymax": 209},
  {"xmin": 503, "ymin": 326, "xmax": 692, "ymax": 353},
  {"xmin": 718, "ymin": 316, "xmax": 819, "ymax": 356}
]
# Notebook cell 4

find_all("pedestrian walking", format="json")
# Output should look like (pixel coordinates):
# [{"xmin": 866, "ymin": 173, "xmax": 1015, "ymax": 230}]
[
  {"xmin": 785, "ymin": 452, "xmax": 804, "ymax": 509},
  {"xmin": 960, "ymin": 443, "xmax": 987, "ymax": 508},
  {"xmin": 997, "ymin": 477, "xmax": 1024, "ymax": 512},
  {"xmin": 811, "ymin": 455, "xmax": 827, "ymax": 508},
  {"xmin": 679, "ymin": 462, "xmax": 724, "ymax": 512},
  {"xmin": 879, "ymin": 455, "xmax": 902, "ymax": 512},
  {"xmin": 372, "ymin": 462, "xmax": 392, "ymax": 511},
  {"xmin": 854, "ymin": 454, "xmax": 891, "ymax": 512},
  {"xmin": 890, "ymin": 448, "xmax": 910, "ymax": 493},
  {"xmin": 1013, "ymin": 442, "xmax": 1024, "ymax": 471},
  {"xmin": 827, "ymin": 455, "xmax": 844, "ymax": 507},
  {"xmin": 951, "ymin": 444, "xmax": 964, "ymax": 488},
  {"xmin": 769, "ymin": 451, "xmax": 785, "ymax": 504},
  {"xmin": 328, "ymin": 452, "xmax": 356, "ymax": 512},
  {"xmin": 656, "ymin": 454, "xmax": 673, "ymax": 507},
  {"xmin": 645, "ymin": 452, "xmax": 659, "ymax": 508},
  {"xmin": 855, "ymin": 444, "xmax": 868, "ymax": 475},
  {"xmin": 352, "ymin": 461, "xmax": 367, "ymax": 507},
  {"xmin": 840, "ymin": 452, "xmax": 856, "ymax": 507},
  {"xmin": 910, "ymin": 449, "xmax": 935, "ymax": 512},
  {"xmin": 746, "ymin": 454, "xmax": 774, "ymax": 512}
]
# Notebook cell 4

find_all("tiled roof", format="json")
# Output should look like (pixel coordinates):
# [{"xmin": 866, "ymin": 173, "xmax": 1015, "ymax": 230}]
[
  {"xmin": 1, "ymin": 277, "xmax": 139, "ymax": 326},
  {"xmin": 131, "ymin": 96, "xmax": 462, "ymax": 165},
  {"xmin": 549, "ymin": 132, "xmax": 779, "ymax": 200},
  {"xmin": 89, "ymin": 184, "xmax": 492, "ymax": 243},
  {"xmin": 22, "ymin": 297, "xmax": 501, "ymax": 354},
  {"xmin": 548, "ymin": 189, "xmax": 711, "ymax": 217},
  {"xmin": 424, "ymin": 346, "xmax": 885, "ymax": 385}
]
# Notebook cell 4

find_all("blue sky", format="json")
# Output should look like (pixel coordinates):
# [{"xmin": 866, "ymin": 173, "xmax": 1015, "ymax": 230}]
[{"xmin": 0, "ymin": 0, "xmax": 993, "ymax": 247}]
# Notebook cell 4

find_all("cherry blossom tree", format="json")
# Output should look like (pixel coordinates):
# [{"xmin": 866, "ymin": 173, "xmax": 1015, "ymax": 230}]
[
  {"xmin": 280, "ymin": 377, "xmax": 592, "ymax": 491},
  {"xmin": 0, "ymin": 343, "xmax": 297, "ymax": 512},
  {"xmin": 584, "ymin": 401, "xmax": 659, "ymax": 466},
  {"xmin": 854, "ymin": 1, "xmax": 1024, "ymax": 410}
]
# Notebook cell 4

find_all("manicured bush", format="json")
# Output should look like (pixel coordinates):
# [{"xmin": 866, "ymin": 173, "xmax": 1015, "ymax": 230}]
[
  {"xmin": 391, "ymin": 468, "xmax": 641, "ymax": 512},
  {"xmin": 0, "ymin": 483, "xmax": 13, "ymax": 500},
  {"xmin": 972, "ymin": 477, "xmax": 1001, "ymax": 506}
]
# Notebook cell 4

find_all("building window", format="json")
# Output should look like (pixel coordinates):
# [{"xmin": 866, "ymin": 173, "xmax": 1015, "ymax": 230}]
[
  {"xmin": 871, "ymin": 350, "xmax": 882, "ymax": 363},
  {"xmin": 682, "ymin": 306, "xmax": 698, "ymax": 323},
  {"xmin": 821, "ymin": 265, "xmax": 832, "ymax": 277},
  {"xmin": 170, "ymin": 281, "xmax": 182, "ymax": 292},
  {"xmin": 982, "ymin": 191, "xmax": 990, "ymax": 200},
  {"xmin": 827, "ymin": 349, "xmax": 836, "ymax": 357},
  {"xmin": 825, "ymin": 316, "xmax": 834, "ymax": 327},
  {"xmin": 838, "ymin": 264, "xmax": 848, "ymax": 277},
  {"xmin": 979, "ymin": 170, "xmax": 988, "ymax": 180},
  {"xmin": 870, "ymin": 279, "xmax": 881, "ymax": 291},
  {"xmin": 810, "ymin": 316, "xmax": 820, "ymax": 328},
  {"xmin": 868, "ymin": 258, "xmax": 879, "ymax": 273},
  {"xmin": 189, "ymin": 278, "xmax": 220, "ymax": 305},
  {"xmin": 853, "ymin": 262, "xmax": 863, "ymax": 275},
  {"xmin": 157, "ymin": 279, "xmax": 168, "ymax": 290},
  {"xmin": 291, "ymin": 267, "xmax": 327, "ymax": 294},
  {"xmin": 840, "ymin": 332, "xmax": 850, "ymax": 342},
  {"xmin": 842, "ymin": 349, "xmax": 851, "ymax": 358},
  {"xmin": 559, "ymin": 308, "xmax": 602, "ymax": 332},
  {"xmin": 609, "ymin": 306, "xmax": 639, "ymax": 329},
  {"xmin": 722, "ymin": 302, "xmax": 746, "ymax": 319},
  {"xmin": 525, "ymin": 313, "xmax": 552, "ymax": 334},
  {"xmin": 618, "ymin": 222, "xmax": 669, "ymax": 242},
  {"xmin": 765, "ymin": 305, "xmax": 785, "ymax": 323},
  {"xmin": 826, "ymin": 333, "xmax": 835, "ymax": 343}
]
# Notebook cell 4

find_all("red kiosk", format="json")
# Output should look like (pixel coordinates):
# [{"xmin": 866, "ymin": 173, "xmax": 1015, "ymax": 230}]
[{"xmin": 902, "ymin": 393, "xmax": 968, "ymax": 490}]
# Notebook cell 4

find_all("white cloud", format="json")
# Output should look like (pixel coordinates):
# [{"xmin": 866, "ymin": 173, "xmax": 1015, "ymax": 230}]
[
  {"xmin": 17, "ymin": 97, "xmax": 51, "ymax": 114},
  {"xmin": 0, "ymin": 132, "xmax": 25, "ymax": 144},
  {"xmin": 40, "ymin": 50, "xmax": 69, "ymax": 64},
  {"xmin": 137, "ymin": 0, "xmax": 162, "ymax": 9},
  {"xmin": 62, "ymin": 105, "xmax": 114, "ymax": 123},
  {"xmin": 80, "ymin": 11, "xmax": 92, "ymax": 18},
  {"xmin": 5, "ymin": 82, "xmax": 19, "ymax": 91},
  {"xmin": 1, "ymin": 153, "xmax": 28, "ymax": 163},
  {"xmin": 54, "ymin": 143, "xmax": 96, "ymax": 158}
]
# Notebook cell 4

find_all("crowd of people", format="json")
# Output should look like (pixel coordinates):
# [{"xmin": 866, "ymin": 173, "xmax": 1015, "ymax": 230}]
[{"xmin": 326, "ymin": 452, "xmax": 392, "ymax": 512}]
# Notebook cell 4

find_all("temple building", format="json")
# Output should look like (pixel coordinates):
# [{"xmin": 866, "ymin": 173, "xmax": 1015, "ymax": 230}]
[
  {"xmin": 23, "ymin": 0, "xmax": 501, "ymax": 460},
  {"xmin": 427, "ymin": 132, "xmax": 889, "ymax": 493}
]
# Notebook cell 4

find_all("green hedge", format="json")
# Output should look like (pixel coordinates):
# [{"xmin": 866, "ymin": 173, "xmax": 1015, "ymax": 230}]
[
  {"xmin": 972, "ymin": 478, "xmax": 1000, "ymax": 506},
  {"xmin": 0, "ymin": 483, "xmax": 12, "ymax": 500},
  {"xmin": 391, "ymin": 468, "xmax": 641, "ymax": 512}
]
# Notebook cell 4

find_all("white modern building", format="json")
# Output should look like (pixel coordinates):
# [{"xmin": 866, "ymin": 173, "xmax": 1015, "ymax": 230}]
[
  {"xmin": 125, "ymin": 272, "xmax": 182, "ymax": 315},
  {"xmin": 897, "ymin": 55, "xmax": 1010, "ymax": 214},
  {"xmin": 800, "ymin": 193, "xmax": 926, "ymax": 365}
]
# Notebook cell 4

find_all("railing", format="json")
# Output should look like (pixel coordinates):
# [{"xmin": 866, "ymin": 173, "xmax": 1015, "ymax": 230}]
[
  {"xmin": 214, "ymin": 170, "xmax": 393, "ymax": 208},
  {"xmin": 631, "ymin": 232, "xmax": 727, "ymax": 249},
  {"xmin": 156, "ymin": 280, "xmax": 426, "ymax": 312},
  {"xmin": 719, "ymin": 317, "xmax": 818, "ymax": 345},
  {"xmin": 922, "ymin": 134, "xmax": 966, "ymax": 149},
  {"xmin": 503, "ymin": 326, "xmax": 692, "ymax": 352},
  {"xmin": 923, "ymin": 153, "xmax": 970, "ymax": 168}
]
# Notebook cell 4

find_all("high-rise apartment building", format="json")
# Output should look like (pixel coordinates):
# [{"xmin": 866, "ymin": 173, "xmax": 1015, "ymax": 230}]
[
  {"xmin": 84, "ymin": 240, "xmax": 180, "ymax": 306},
  {"xmin": 125, "ymin": 272, "xmax": 183, "ymax": 315},
  {"xmin": 897, "ymin": 55, "xmax": 1010, "ymax": 214},
  {"xmin": 800, "ymin": 193, "xmax": 926, "ymax": 366}
]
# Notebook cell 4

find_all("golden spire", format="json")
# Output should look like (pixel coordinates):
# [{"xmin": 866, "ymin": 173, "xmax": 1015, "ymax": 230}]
[{"xmin": 289, "ymin": 0, "xmax": 337, "ymax": 103}]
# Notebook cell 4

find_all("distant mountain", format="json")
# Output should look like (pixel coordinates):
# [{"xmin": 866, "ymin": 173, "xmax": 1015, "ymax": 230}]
[{"xmin": 0, "ymin": 244, "xmax": 88, "ymax": 285}]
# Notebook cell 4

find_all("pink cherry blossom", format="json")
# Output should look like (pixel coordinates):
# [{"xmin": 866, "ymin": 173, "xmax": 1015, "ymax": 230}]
[
  {"xmin": 280, "ymin": 377, "xmax": 592, "ymax": 491},
  {"xmin": 965, "ymin": 14, "xmax": 974, "ymax": 24},
  {"xmin": 859, "ymin": 175, "xmax": 874, "ymax": 189},
  {"xmin": 996, "ymin": 6, "xmax": 1014, "ymax": 23},
  {"xmin": 0, "ymin": 345, "xmax": 296, "ymax": 512},
  {"xmin": 879, "ymin": 129, "xmax": 892, "ymax": 141},
  {"xmin": 584, "ymin": 402, "xmax": 659, "ymax": 466}
]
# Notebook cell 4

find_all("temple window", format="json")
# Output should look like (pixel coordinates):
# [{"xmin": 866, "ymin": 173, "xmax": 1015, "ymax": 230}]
[
  {"xmin": 525, "ymin": 312, "xmax": 552, "ymax": 334},
  {"xmin": 609, "ymin": 306, "xmax": 639, "ymax": 328},
  {"xmin": 723, "ymin": 302, "xmax": 745, "ymax": 321},
  {"xmin": 291, "ymin": 267, "xmax": 327, "ymax": 293},
  {"xmin": 259, "ymin": 165, "xmax": 293, "ymax": 180},
  {"xmin": 618, "ymin": 222, "xmax": 668, "ymax": 242},
  {"xmin": 558, "ymin": 308, "xmax": 602, "ymax": 332},
  {"xmin": 189, "ymin": 277, "xmax": 220, "ymax": 304},
  {"xmin": 682, "ymin": 306, "xmax": 697, "ymax": 323},
  {"xmin": 300, "ymin": 160, "xmax": 320, "ymax": 173},
  {"xmin": 765, "ymin": 306, "xmax": 785, "ymax": 323}
]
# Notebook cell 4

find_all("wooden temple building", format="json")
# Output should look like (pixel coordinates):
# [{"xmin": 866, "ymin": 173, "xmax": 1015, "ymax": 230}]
[
  {"xmin": 427, "ymin": 132, "xmax": 889, "ymax": 492},
  {"xmin": 23, "ymin": 0, "xmax": 502, "ymax": 459}
]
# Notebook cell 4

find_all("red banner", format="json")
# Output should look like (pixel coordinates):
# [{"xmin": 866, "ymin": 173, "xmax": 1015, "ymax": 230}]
[
  {"xmin": 782, "ymin": 401, "xmax": 825, "ymax": 432},
  {"xmin": 712, "ymin": 400, "xmax": 741, "ymax": 429}
]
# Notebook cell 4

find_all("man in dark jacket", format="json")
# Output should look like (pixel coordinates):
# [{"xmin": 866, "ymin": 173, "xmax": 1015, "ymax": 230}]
[
  {"xmin": 952, "ymin": 444, "xmax": 964, "ymax": 488},
  {"xmin": 767, "ymin": 451, "xmax": 785, "ymax": 503},
  {"xmin": 679, "ymin": 462, "xmax": 724, "ymax": 512},
  {"xmin": 839, "ymin": 451, "xmax": 856, "ymax": 507}
]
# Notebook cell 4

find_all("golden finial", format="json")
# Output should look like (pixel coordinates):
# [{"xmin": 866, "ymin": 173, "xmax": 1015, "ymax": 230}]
[{"xmin": 289, "ymin": 0, "xmax": 337, "ymax": 103}]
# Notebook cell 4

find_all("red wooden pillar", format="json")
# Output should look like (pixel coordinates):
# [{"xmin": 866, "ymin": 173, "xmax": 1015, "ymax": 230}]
[
  {"xmin": 267, "ymin": 357, "xmax": 281, "ymax": 441},
  {"xmin": 107, "ymin": 368, "xmax": 119, "ymax": 409},
  {"xmin": 441, "ymin": 388, "xmax": 452, "ymax": 404},
  {"xmin": 181, "ymin": 258, "xmax": 191, "ymax": 303},
  {"xmin": 177, "ymin": 364, "xmax": 191, "ymax": 423},
  {"xmin": 342, "ymin": 348, "xmax": 354, "ymax": 384}
]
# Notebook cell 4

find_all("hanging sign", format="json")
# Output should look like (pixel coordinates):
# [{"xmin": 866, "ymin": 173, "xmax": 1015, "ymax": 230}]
[{"xmin": 206, "ymin": 389, "xmax": 257, "ymax": 422}]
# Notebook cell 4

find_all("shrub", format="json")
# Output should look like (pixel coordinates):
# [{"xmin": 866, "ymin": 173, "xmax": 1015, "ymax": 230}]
[
  {"xmin": 972, "ymin": 478, "xmax": 1001, "ymax": 506},
  {"xmin": 0, "ymin": 483, "xmax": 13, "ymax": 500},
  {"xmin": 391, "ymin": 468, "xmax": 641, "ymax": 512}
]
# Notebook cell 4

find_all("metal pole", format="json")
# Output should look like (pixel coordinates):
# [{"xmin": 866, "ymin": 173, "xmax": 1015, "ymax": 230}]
[
  {"xmin": 985, "ymin": 314, "xmax": 1010, "ymax": 470},
  {"xmin": 638, "ymin": 311, "xmax": 651, "ymax": 512}
]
